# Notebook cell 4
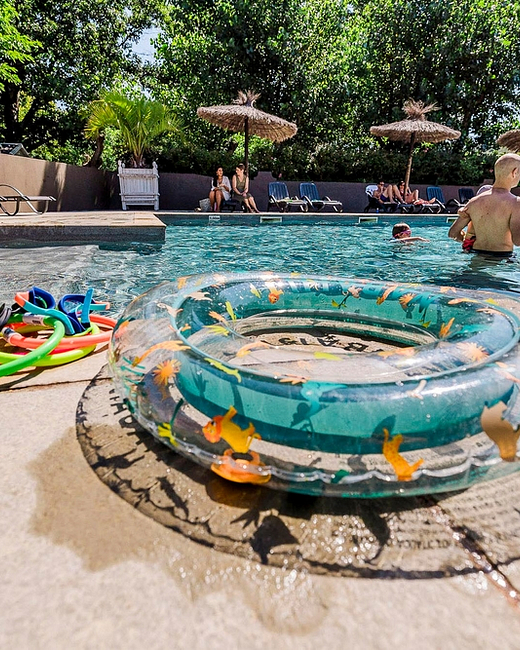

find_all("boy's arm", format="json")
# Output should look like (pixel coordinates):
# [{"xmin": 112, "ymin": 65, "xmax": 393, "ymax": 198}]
[
  {"xmin": 448, "ymin": 206, "xmax": 471, "ymax": 242},
  {"xmin": 510, "ymin": 198, "xmax": 520, "ymax": 246}
]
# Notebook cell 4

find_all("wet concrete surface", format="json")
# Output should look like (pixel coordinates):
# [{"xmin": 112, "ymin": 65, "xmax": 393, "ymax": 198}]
[{"xmin": 3, "ymin": 353, "xmax": 520, "ymax": 648}]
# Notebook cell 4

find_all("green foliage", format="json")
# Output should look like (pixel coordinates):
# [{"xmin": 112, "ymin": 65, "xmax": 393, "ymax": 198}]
[
  {"xmin": 153, "ymin": 0, "xmax": 351, "ymax": 156},
  {"xmin": 1, "ymin": 0, "xmax": 161, "ymax": 149},
  {"xmin": 85, "ymin": 91, "xmax": 182, "ymax": 168},
  {"xmin": 4, "ymin": 0, "xmax": 520, "ymax": 185},
  {"xmin": 147, "ymin": 0, "xmax": 519, "ymax": 183},
  {"xmin": 345, "ymin": 0, "xmax": 520, "ymax": 146},
  {"xmin": 0, "ymin": 0, "xmax": 39, "ymax": 89},
  {"xmin": 31, "ymin": 139, "xmax": 88, "ymax": 166}
]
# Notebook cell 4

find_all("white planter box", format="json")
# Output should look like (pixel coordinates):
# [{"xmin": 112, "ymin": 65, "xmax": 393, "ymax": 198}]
[{"xmin": 118, "ymin": 161, "xmax": 160, "ymax": 210}]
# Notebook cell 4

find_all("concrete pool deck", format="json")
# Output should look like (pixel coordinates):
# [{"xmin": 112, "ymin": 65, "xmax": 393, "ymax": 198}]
[
  {"xmin": 3, "ymin": 347, "xmax": 520, "ymax": 648},
  {"xmin": 0, "ymin": 211, "xmax": 167, "ymax": 245}
]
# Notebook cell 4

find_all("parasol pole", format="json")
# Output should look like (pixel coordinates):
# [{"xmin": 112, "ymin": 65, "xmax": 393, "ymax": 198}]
[
  {"xmin": 244, "ymin": 116, "xmax": 249, "ymax": 174},
  {"xmin": 404, "ymin": 132, "xmax": 416, "ymax": 189}
]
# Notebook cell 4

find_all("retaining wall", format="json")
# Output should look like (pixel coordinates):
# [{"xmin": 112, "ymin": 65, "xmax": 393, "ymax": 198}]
[{"xmin": 0, "ymin": 154, "xmax": 491, "ymax": 213}]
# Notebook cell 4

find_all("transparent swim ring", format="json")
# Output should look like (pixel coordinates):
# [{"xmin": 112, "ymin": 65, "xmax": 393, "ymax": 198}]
[{"xmin": 109, "ymin": 272, "xmax": 520, "ymax": 497}]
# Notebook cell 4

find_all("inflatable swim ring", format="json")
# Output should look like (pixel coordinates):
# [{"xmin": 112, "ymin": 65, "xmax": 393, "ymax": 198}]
[{"xmin": 110, "ymin": 272, "xmax": 520, "ymax": 497}]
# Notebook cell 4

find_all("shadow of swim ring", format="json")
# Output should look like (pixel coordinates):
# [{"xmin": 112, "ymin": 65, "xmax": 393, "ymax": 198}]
[{"xmin": 109, "ymin": 272, "xmax": 520, "ymax": 497}]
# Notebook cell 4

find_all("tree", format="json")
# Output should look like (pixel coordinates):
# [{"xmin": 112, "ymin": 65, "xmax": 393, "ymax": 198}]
[
  {"xmin": 85, "ymin": 91, "xmax": 182, "ymax": 167},
  {"xmin": 0, "ymin": 0, "xmax": 39, "ymax": 90},
  {"xmin": 1, "ymin": 0, "xmax": 161, "ymax": 151},
  {"xmin": 152, "ymin": 0, "xmax": 352, "ymax": 161},
  {"xmin": 345, "ymin": 0, "xmax": 520, "ymax": 147}
]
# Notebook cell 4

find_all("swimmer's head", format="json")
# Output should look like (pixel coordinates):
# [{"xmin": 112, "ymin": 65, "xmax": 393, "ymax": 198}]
[
  {"xmin": 494, "ymin": 153, "xmax": 520, "ymax": 186},
  {"xmin": 477, "ymin": 184, "xmax": 493, "ymax": 195},
  {"xmin": 392, "ymin": 222, "xmax": 412, "ymax": 239}
]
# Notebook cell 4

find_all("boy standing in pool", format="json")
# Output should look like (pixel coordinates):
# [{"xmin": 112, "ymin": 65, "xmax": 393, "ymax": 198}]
[{"xmin": 448, "ymin": 154, "xmax": 520, "ymax": 257}]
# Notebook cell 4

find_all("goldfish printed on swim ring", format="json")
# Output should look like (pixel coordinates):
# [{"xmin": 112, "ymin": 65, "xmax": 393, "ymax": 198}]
[
  {"xmin": 211, "ymin": 448, "xmax": 271, "ymax": 485},
  {"xmin": 110, "ymin": 272, "xmax": 520, "ymax": 497}
]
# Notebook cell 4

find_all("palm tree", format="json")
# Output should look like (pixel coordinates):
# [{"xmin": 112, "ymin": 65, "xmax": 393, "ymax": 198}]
[{"xmin": 85, "ymin": 91, "xmax": 181, "ymax": 168}]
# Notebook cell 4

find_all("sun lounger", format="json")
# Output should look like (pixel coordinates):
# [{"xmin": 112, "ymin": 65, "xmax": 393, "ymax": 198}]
[
  {"xmin": 299, "ymin": 182, "xmax": 343, "ymax": 212},
  {"xmin": 267, "ymin": 182, "xmax": 308, "ymax": 212},
  {"xmin": 426, "ymin": 186, "xmax": 463, "ymax": 213},
  {"xmin": 0, "ymin": 184, "xmax": 56, "ymax": 216}
]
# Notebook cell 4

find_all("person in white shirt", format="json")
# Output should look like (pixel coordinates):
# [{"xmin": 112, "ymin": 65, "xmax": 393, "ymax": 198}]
[{"xmin": 209, "ymin": 166, "xmax": 231, "ymax": 211}]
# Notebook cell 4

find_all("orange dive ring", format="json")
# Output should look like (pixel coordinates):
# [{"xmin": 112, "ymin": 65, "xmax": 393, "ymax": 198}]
[{"xmin": 2, "ymin": 314, "xmax": 116, "ymax": 351}]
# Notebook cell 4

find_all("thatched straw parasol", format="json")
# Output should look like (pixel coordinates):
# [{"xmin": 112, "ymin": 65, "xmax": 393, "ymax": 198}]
[
  {"xmin": 370, "ymin": 100, "xmax": 461, "ymax": 188},
  {"xmin": 197, "ymin": 90, "xmax": 297, "ymax": 172},
  {"xmin": 497, "ymin": 129, "xmax": 520, "ymax": 153}
]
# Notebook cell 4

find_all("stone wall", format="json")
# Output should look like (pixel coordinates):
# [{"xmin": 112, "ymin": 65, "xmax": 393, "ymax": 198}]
[{"xmin": 0, "ymin": 154, "xmax": 485, "ymax": 213}]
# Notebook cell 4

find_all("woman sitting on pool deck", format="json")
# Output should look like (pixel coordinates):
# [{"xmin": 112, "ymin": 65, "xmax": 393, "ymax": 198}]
[
  {"xmin": 232, "ymin": 164, "xmax": 260, "ymax": 213},
  {"xmin": 209, "ymin": 166, "xmax": 231, "ymax": 212}
]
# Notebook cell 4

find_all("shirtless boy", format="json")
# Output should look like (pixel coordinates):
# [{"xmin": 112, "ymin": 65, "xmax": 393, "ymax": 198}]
[{"xmin": 448, "ymin": 154, "xmax": 520, "ymax": 257}]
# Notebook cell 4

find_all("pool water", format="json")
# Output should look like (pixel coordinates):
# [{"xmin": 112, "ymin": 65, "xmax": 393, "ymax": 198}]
[{"xmin": 2, "ymin": 224, "xmax": 520, "ymax": 315}]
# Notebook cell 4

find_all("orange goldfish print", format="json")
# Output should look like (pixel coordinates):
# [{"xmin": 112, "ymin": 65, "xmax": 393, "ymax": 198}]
[
  {"xmin": 383, "ymin": 429, "xmax": 423, "ymax": 481},
  {"xmin": 236, "ymin": 341, "xmax": 270, "ymax": 357},
  {"xmin": 267, "ymin": 286, "xmax": 283, "ymax": 304},
  {"xmin": 133, "ymin": 340, "xmax": 189, "ymax": 366},
  {"xmin": 439, "ymin": 317, "xmax": 455, "ymax": 338},
  {"xmin": 376, "ymin": 284, "xmax": 398, "ymax": 305},
  {"xmin": 203, "ymin": 406, "xmax": 259, "ymax": 453}
]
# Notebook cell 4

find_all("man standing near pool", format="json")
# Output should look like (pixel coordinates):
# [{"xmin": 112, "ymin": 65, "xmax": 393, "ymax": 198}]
[{"xmin": 448, "ymin": 153, "xmax": 520, "ymax": 257}]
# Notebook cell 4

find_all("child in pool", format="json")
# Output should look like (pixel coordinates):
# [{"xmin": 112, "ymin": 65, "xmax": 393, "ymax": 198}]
[{"xmin": 391, "ymin": 222, "xmax": 429, "ymax": 242}]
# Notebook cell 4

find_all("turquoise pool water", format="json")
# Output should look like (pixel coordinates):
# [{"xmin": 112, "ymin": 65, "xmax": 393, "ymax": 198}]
[{"xmin": 1, "ymin": 224, "xmax": 520, "ymax": 314}]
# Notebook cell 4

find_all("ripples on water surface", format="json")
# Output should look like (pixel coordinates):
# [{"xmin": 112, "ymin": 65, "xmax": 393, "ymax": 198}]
[{"xmin": 1, "ymin": 224, "xmax": 520, "ymax": 316}]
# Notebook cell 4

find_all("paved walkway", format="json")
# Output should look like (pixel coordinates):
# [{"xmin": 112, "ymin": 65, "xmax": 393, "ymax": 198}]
[
  {"xmin": 0, "ymin": 211, "xmax": 166, "ymax": 244},
  {"xmin": 3, "ymin": 349, "xmax": 520, "ymax": 648}
]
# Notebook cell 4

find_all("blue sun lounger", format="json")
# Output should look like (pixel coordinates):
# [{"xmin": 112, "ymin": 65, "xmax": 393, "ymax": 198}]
[{"xmin": 299, "ymin": 182, "xmax": 343, "ymax": 212}]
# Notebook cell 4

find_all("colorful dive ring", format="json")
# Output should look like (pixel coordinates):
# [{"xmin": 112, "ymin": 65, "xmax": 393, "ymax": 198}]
[
  {"xmin": 0, "ymin": 318, "xmax": 100, "ymax": 366},
  {"xmin": 14, "ymin": 288, "xmax": 110, "ymax": 335},
  {"xmin": 3, "ymin": 313, "xmax": 116, "ymax": 351},
  {"xmin": 110, "ymin": 272, "xmax": 520, "ymax": 497},
  {"xmin": 0, "ymin": 316, "xmax": 65, "ymax": 376}
]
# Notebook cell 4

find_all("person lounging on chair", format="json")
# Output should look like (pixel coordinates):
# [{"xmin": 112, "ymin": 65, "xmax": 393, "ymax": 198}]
[
  {"xmin": 0, "ymin": 184, "xmax": 56, "ymax": 216},
  {"xmin": 364, "ymin": 183, "xmax": 408, "ymax": 213},
  {"xmin": 299, "ymin": 182, "xmax": 342, "ymax": 212},
  {"xmin": 393, "ymin": 181, "xmax": 440, "ymax": 213}
]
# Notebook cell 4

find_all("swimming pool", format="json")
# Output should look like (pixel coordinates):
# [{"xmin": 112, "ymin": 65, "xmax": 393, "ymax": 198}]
[{"xmin": 1, "ymin": 223, "xmax": 520, "ymax": 314}]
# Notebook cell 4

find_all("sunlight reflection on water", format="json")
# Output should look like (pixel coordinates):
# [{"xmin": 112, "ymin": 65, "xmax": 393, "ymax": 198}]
[{"xmin": 1, "ymin": 224, "xmax": 520, "ymax": 316}]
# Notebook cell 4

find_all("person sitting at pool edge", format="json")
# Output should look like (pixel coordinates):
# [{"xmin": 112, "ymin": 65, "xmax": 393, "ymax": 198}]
[
  {"xmin": 448, "ymin": 154, "xmax": 520, "ymax": 258},
  {"xmin": 209, "ymin": 166, "xmax": 231, "ymax": 212},
  {"xmin": 232, "ymin": 163, "xmax": 260, "ymax": 213},
  {"xmin": 392, "ymin": 222, "xmax": 429, "ymax": 242}
]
